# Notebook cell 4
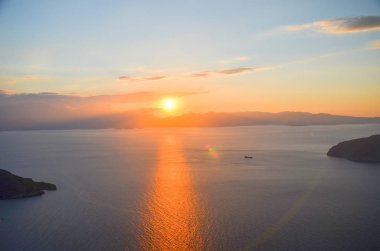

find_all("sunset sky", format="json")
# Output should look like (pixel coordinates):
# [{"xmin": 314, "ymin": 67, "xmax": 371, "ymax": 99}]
[{"xmin": 0, "ymin": 0, "xmax": 379, "ymax": 116}]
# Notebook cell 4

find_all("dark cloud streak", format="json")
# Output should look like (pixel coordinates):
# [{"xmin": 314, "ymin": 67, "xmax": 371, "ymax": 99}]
[
  {"xmin": 286, "ymin": 16, "xmax": 380, "ymax": 33},
  {"xmin": 118, "ymin": 75, "xmax": 166, "ymax": 82},
  {"xmin": 190, "ymin": 66, "xmax": 271, "ymax": 78}
]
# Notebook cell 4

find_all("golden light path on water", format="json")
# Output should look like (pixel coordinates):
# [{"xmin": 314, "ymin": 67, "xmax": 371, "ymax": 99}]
[
  {"xmin": 140, "ymin": 135, "xmax": 204, "ymax": 250},
  {"xmin": 137, "ymin": 134, "xmax": 324, "ymax": 250}
]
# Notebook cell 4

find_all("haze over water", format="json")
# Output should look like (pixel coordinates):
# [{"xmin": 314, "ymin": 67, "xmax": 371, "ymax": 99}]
[
  {"xmin": 1, "ymin": 1, "xmax": 379, "ymax": 250},
  {"xmin": 0, "ymin": 124, "xmax": 380, "ymax": 250}
]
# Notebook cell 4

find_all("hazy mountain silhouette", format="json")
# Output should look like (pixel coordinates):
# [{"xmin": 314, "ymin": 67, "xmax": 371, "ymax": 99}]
[
  {"xmin": 134, "ymin": 111, "xmax": 380, "ymax": 128},
  {"xmin": 1, "ymin": 110, "xmax": 379, "ymax": 131}
]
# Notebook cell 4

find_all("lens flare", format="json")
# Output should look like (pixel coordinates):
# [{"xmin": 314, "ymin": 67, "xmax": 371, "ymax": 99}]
[{"xmin": 205, "ymin": 144, "xmax": 219, "ymax": 159}]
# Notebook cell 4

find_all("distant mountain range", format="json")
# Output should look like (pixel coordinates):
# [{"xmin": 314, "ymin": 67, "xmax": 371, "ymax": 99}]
[
  {"xmin": 129, "ymin": 111, "xmax": 380, "ymax": 128},
  {"xmin": 1, "ymin": 111, "xmax": 379, "ymax": 131}
]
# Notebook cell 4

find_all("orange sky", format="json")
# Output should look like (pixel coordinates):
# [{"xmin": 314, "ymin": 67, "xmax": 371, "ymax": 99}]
[{"xmin": 0, "ymin": 1, "xmax": 379, "ymax": 117}]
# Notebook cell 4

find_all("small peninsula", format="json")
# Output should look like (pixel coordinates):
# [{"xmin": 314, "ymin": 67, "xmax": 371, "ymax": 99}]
[
  {"xmin": 327, "ymin": 135, "xmax": 380, "ymax": 163},
  {"xmin": 0, "ymin": 169, "xmax": 57, "ymax": 200}
]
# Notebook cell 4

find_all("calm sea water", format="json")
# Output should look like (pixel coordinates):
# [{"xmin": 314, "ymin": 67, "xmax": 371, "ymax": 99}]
[{"xmin": 0, "ymin": 125, "xmax": 379, "ymax": 251}]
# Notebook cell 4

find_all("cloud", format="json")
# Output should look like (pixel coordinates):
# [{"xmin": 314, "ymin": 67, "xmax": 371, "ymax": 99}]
[
  {"xmin": 0, "ymin": 75, "xmax": 50, "ymax": 85},
  {"xmin": 118, "ymin": 76, "xmax": 133, "ymax": 80},
  {"xmin": 190, "ymin": 66, "xmax": 272, "ymax": 78},
  {"xmin": 0, "ymin": 89, "xmax": 11, "ymax": 95},
  {"xmin": 218, "ymin": 67, "xmax": 253, "ymax": 74},
  {"xmin": 118, "ymin": 75, "xmax": 166, "ymax": 82},
  {"xmin": 236, "ymin": 56, "xmax": 249, "ymax": 61},
  {"xmin": 118, "ymin": 65, "xmax": 271, "ymax": 80},
  {"xmin": 285, "ymin": 16, "xmax": 380, "ymax": 34},
  {"xmin": 190, "ymin": 72, "xmax": 210, "ymax": 78},
  {"xmin": 0, "ymin": 91, "xmax": 204, "ymax": 130},
  {"xmin": 370, "ymin": 40, "xmax": 380, "ymax": 49},
  {"xmin": 21, "ymin": 75, "xmax": 45, "ymax": 80},
  {"xmin": 38, "ymin": 92, "xmax": 59, "ymax": 95},
  {"xmin": 144, "ymin": 75, "xmax": 166, "ymax": 81}
]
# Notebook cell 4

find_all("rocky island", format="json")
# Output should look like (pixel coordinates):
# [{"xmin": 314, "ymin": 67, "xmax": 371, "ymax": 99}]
[
  {"xmin": 327, "ymin": 135, "xmax": 380, "ymax": 163},
  {"xmin": 0, "ymin": 169, "xmax": 57, "ymax": 200}
]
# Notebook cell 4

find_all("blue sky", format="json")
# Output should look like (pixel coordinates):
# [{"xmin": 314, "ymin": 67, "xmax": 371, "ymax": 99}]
[{"xmin": 0, "ymin": 0, "xmax": 379, "ymax": 115}]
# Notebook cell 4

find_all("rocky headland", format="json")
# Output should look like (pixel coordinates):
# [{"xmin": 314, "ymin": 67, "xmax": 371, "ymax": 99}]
[
  {"xmin": 0, "ymin": 169, "xmax": 57, "ymax": 200},
  {"xmin": 327, "ymin": 135, "xmax": 380, "ymax": 163}
]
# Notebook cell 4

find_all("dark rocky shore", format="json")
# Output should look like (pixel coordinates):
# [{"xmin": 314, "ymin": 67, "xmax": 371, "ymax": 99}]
[
  {"xmin": 0, "ymin": 169, "xmax": 56, "ymax": 200},
  {"xmin": 327, "ymin": 135, "xmax": 380, "ymax": 163}
]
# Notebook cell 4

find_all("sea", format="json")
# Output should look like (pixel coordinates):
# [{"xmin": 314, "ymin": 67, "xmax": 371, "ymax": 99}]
[{"xmin": 0, "ymin": 124, "xmax": 379, "ymax": 251}]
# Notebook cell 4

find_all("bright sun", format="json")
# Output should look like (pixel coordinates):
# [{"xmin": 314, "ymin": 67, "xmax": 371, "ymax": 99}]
[{"xmin": 163, "ymin": 98, "xmax": 176, "ymax": 111}]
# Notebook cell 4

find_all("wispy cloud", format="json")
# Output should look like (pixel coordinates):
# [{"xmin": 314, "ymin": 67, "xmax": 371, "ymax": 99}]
[
  {"xmin": 370, "ymin": 40, "xmax": 380, "ymax": 49},
  {"xmin": 0, "ymin": 89, "xmax": 12, "ymax": 95},
  {"xmin": 190, "ymin": 66, "xmax": 272, "ymax": 78},
  {"xmin": 218, "ymin": 67, "xmax": 253, "ymax": 74},
  {"xmin": 285, "ymin": 16, "xmax": 380, "ymax": 34},
  {"xmin": 118, "ymin": 75, "xmax": 166, "ymax": 82},
  {"xmin": 118, "ymin": 65, "xmax": 270, "ymax": 80},
  {"xmin": 190, "ymin": 72, "xmax": 210, "ymax": 78},
  {"xmin": 20, "ymin": 75, "xmax": 46, "ymax": 81},
  {"xmin": 0, "ymin": 75, "xmax": 49, "ymax": 85},
  {"xmin": 118, "ymin": 76, "xmax": 133, "ymax": 81},
  {"xmin": 144, "ymin": 76, "xmax": 166, "ymax": 81}
]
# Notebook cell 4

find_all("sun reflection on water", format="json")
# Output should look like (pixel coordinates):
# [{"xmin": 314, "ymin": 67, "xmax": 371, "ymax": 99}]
[{"xmin": 140, "ymin": 135, "xmax": 203, "ymax": 250}]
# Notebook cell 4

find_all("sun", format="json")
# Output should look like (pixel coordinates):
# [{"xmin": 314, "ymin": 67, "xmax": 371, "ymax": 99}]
[{"xmin": 162, "ymin": 98, "xmax": 176, "ymax": 111}]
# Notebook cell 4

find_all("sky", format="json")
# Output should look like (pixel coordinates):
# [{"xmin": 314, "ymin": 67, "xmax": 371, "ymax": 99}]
[{"xmin": 0, "ymin": 0, "xmax": 380, "ymax": 117}]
